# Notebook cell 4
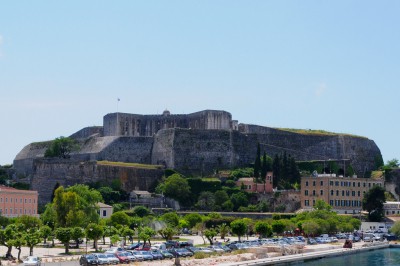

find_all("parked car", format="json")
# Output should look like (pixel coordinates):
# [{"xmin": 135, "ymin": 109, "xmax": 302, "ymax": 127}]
[
  {"xmin": 119, "ymin": 251, "xmax": 137, "ymax": 262},
  {"xmin": 136, "ymin": 251, "xmax": 154, "ymax": 261},
  {"xmin": 160, "ymin": 250, "xmax": 174, "ymax": 259},
  {"xmin": 105, "ymin": 247, "xmax": 125, "ymax": 253},
  {"xmin": 79, "ymin": 254, "xmax": 99, "ymax": 266},
  {"xmin": 126, "ymin": 243, "xmax": 141, "ymax": 250},
  {"xmin": 23, "ymin": 256, "xmax": 41, "ymax": 266},
  {"xmin": 105, "ymin": 253, "xmax": 119, "ymax": 264},
  {"xmin": 114, "ymin": 252, "xmax": 130, "ymax": 263},
  {"xmin": 150, "ymin": 250, "xmax": 164, "ymax": 260},
  {"xmin": 92, "ymin": 253, "xmax": 109, "ymax": 265},
  {"xmin": 169, "ymin": 248, "xmax": 193, "ymax": 257},
  {"xmin": 129, "ymin": 251, "xmax": 144, "ymax": 261},
  {"xmin": 383, "ymin": 233, "xmax": 398, "ymax": 241},
  {"xmin": 364, "ymin": 236, "xmax": 373, "ymax": 242}
]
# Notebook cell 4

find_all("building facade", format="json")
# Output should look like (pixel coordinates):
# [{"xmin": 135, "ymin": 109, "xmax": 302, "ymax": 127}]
[
  {"xmin": 235, "ymin": 172, "xmax": 274, "ymax": 193},
  {"xmin": 97, "ymin": 202, "xmax": 113, "ymax": 219},
  {"xmin": 0, "ymin": 186, "xmax": 38, "ymax": 217},
  {"xmin": 384, "ymin": 201, "xmax": 400, "ymax": 216},
  {"xmin": 300, "ymin": 174, "xmax": 384, "ymax": 214}
]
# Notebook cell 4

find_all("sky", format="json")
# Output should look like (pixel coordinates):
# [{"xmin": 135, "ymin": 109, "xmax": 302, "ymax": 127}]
[{"xmin": 0, "ymin": 1, "xmax": 399, "ymax": 165}]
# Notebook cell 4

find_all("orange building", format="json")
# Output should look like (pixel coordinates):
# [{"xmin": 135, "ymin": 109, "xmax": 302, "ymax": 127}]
[
  {"xmin": 235, "ymin": 171, "xmax": 274, "ymax": 193},
  {"xmin": 0, "ymin": 186, "xmax": 38, "ymax": 217}
]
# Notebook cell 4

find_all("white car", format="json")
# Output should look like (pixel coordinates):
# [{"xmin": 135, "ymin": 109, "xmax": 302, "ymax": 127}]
[{"xmin": 23, "ymin": 256, "xmax": 41, "ymax": 266}]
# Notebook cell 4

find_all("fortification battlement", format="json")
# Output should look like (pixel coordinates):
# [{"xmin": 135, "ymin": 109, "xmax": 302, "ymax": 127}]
[{"xmin": 103, "ymin": 109, "xmax": 237, "ymax": 137}]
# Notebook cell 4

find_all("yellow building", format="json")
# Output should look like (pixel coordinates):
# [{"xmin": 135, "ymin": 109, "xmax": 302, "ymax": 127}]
[{"xmin": 300, "ymin": 173, "xmax": 384, "ymax": 214}]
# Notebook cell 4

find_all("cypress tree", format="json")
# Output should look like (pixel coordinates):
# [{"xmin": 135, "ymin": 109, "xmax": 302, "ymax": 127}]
[
  {"xmin": 254, "ymin": 143, "xmax": 261, "ymax": 179},
  {"xmin": 261, "ymin": 151, "xmax": 267, "ymax": 180}
]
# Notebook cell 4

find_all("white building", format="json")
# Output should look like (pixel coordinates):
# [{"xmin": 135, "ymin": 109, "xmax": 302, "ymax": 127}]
[
  {"xmin": 97, "ymin": 202, "xmax": 113, "ymax": 219},
  {"xmin": 384, "ymin": 201, "xmax": 400, "ymax": 216}
]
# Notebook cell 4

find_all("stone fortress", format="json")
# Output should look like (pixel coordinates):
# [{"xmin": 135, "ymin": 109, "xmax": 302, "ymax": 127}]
[{"xmin": 13, "ymin": 109, "xmax": 382, "ymax": 204}]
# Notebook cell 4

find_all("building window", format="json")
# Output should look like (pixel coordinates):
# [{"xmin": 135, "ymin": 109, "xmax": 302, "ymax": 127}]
[
  {"xmin": 103, "ymin": 210, "xmax": 107, "ymax": 217},
  {"xmin": 335, "ymin": 181, "xmax": 339, "ymax": 186},
  {"xmin": 363, "ymin": 183, "xmax": 366, "ymax": 187},
  {"xmin": 305, "ymin": 200, "xmax": 309, "ymax": 206},
  {"xmin": 320, "ymin": 181, "xmax": 324, "ymax": 186},
  {"xmin": 358, "ymin": 191, "xmax": 361, "ymax": 197},
  {"xmin": 305, "ymin": 181, "xmax": 309, "ymax": 187},
  {"xmin": 330, "ymin": 181, "xmax": 333, "ymax": 186},
  {"xmin": 0, "ymin": 198, "xmax": 2, "ymax": 203},
  {"xmin": 352, "ymin": 191, "xmax": 355, "ymax": 196},
  {"xmin": 358, "ymin": 182, "xmax": 360, "ymax": 187},
  {"xmin": 305, "ymin": 190, "xmax": 309, "ymax": 196},
  {"xmin": 5, "ymin": 198, "xmax": 7, "ymax": 203},
  {"xmin": 312, "ymin": 190, "xmax": 316, "ymax": 196},
  {"xmin": 342, "ymin": 191, "xmax": 345, "ymax": 196},
  {"xmin": 346, "ymin": 191, "xmax": 350, "ymax": 196},
  {"xmin": 20, "ymin": 209, "xmax": 22, "ymax": 214},
  {"xmin": 25, "ymin": 199, "xmax": 27, "ymax": 203},
  {"xmin": 10, "ymin": 209, "xmax": 12, "ymax": 214},
  {"xmin": 336, "ymin": 190, "xmax": 339, "ymax": 196},
  {"xmin": 353, "ymin": 182, "xmax": 355, "ymax": 187},
  {"xmin": 330, "ymin": 200, "xmax": 334, "ymax": 206},
  {"xmin": 312, "ymin": 200, "xmax": 315, "ymax": 206},
  {"xmin": 29, "ymin": 199, "xmax": 31, "ymax": 203},
  {"xmin": 24, "ymin": 209, "xmax": 26, "ymax": 214},
  {"xmin": 10, "ymin": 198, "xmax": 12, "ymax": 203},
  {"xmin": 331, "ymin": 190, "xmax": 334, "ymax": 196},
  {"xmin": 312, "ymin": 181, "xmax": 316, "ymax": 186},
  {"xmin": 320, "ymin": 190, "xmax": 324, "ymax": 196},
  {"xmin": 20, "ymin": 199, "xmax": 22, "ymax": 203}
]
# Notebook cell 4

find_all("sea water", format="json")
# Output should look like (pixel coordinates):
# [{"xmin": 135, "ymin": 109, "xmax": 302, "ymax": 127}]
[{"xmin": 286, "ymin": 248, "xmax": 400, "ymax": 266}]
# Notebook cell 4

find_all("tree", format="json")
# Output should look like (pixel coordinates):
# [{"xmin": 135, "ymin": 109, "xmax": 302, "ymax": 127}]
[
  {"xmin": 71, "ymin": 227, "xmax": 85, "ymax": 248},
  {"xmin": 110, "ymin": 211, "xmax": 131, "ymax": 226},
  {"xmin": 158, "ymin": 227, "xmax": 177, "ymax": 241},
  {"xmin": 85, "ymin": 223, "xmax": 104, "ymax": 252},
  {"xmin": 362, "ymin": 186, "xmax": 386, "ymax": 222},
  {"xmin": 230, "ymin": 220, "xmax": 247, "ymax": 241},
  {"xmin": 214, "ymin": 190, "xmax": 229, "ymax": 206},
  {"xmin": 390, "ymin": 221, "xmax": 400, "ymax": 237},
  {"xmin": 196, "ymin": 191, "xmax": 216, "ymax": 210},
  {"xmin": 160, "ymin": 212, "xmax": 180, "ymax": 227},
  {"xmin": 261, "ymin": 152, "xmax": 267, "ymax": 181},
  {"xmin": 44, "ymin": 136, "xmax": 79, "ymax": 158},
  {"xmin": 204, "ymin": 229, "xmax": 217, "ymax": 245},
  {"xmin": 385, "ymin": 159, "xmax": 399, "ymax": 169},
  {"xmin": 230, "ymin": 192, "xmax": 249, "ymax": 211},
  {"xmin": 255, "ymin": 221, "xmax": 272, "ymax": 238},
  {"xmin": 41, "ymin": 203, "xmax": 57, "ymax": 229},
  {"xmin": 162, "ymin": 174, "xmax": 191, "ymax": 205},
  {"xmin": 39, "ymin": 225, "xmax": 52, "ymax": 244},
  {"xmin": 272, "ymin": 220, "xmax": 285, "ymax": 235},
  {"xmin": 0, "ymin": 224, "xmax": 17, "ymax": 258},
  {"xmin": 217, "ymin": 223, "xmax": 230, "ymax": 240},
  {"xmin": 302, "ymin": 220, "xmax": 320, "ymax": 236},
  {"xmin": 132, "ymin": 206, "xmax": 151, "ymax": 217},
  {"xmin": 55, "ymin": 227, "xmax": 73, "ymax": 254},
  {"xmin": 254, "ymin": 143, "xmax": 261, "ymax": 179},
  {"xmin": 138, "ymin": 227, "xmax": 156, "ymax": 246},
  {"xmin": 184, "ymin": 213, "xmax": 203, "ymax": 229},
  {"xmin": 66, "ymin": 184, "xmax": 102, "ymax": 224},
  {"xmin": 24, "ymin": 229, "xmax": 41, "ymax": 256}
]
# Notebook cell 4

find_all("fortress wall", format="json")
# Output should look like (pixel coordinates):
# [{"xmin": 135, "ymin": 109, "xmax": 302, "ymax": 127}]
[
  {"xmin": 69, "ymin": 126, "xmax": 103, "ymax": 139},
  {"xmin": 103, "ymin": 110, "xmax": 233, "ymax": 137},
  {"xmin": 159, "ymin": 129, "xmax": 235, "ymax": 175},
  {"xmin": 95, "ymin": 136, "xmax": 154, "ymax": 163},
  {"xmin": 13, "ymin": 142, "xmax": 52, "ymax": 177},
  {"xmin": 151, "ymin": 127, "xmax": 381, "ymax": 176},
  {"xmin": 30, "ymin": 159, "xmax": 164, "ymax": 204},
  {"xmin": 151, "ymin": 129, "xmax": 176, "ymax": 168}
]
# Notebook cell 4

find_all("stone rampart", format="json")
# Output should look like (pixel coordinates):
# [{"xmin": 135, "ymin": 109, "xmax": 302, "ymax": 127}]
[
  {"xmin": 29, "ymin": 159, "xmax": 164, "ymax": 204},
  {"xmin": 103, "ymin": 110, "xmax": 232, "ymax": 137}
]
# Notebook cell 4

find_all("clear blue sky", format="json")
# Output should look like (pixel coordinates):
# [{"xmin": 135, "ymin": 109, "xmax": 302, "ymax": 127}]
[{"xmin": 0, "ymin": 1, "xmax": 399, "ymax": 165}]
